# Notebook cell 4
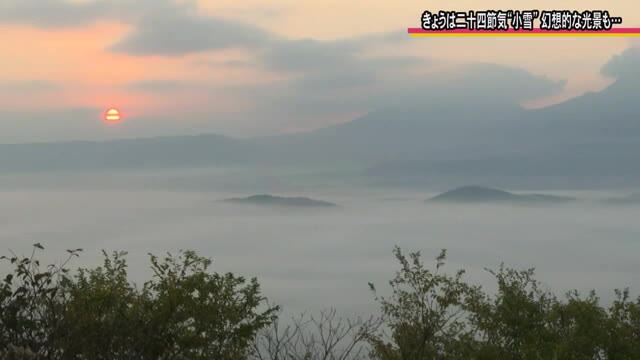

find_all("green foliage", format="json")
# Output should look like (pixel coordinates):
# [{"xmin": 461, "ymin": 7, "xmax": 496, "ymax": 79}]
[
  {"xmin": 366, "ymin": 247, "xmax": 478, "ymax": 360},
  {"xmin": 0, "ymin": 244, "xmax": 80, "ymax": 357},
  {"xmin": 466, "ymin": 266, "xmax": 562, "ymax": 359},
  {"xmin": 464, "ymin": 266, "xmax": 609, "ymax": 359},
  {"xmin": 605, "ymin": 288, "xmax": 640, "ymax": 358},
  {"xmin": 368, "ymin": 247, "xmax": 640, "ymax": 360},
  {"xmin": 0, "ymin": 245, "xmax": 278, "ymax": 360},
  {"xmin": 0, "ymin": 344, "xmax": 36, "ymax": 360},
  {"xmin": 139, "ymin": 251, "xmax": 278, "ymax": 359},
  {"xmin": 1, "ymin": 244, "xmax": 639, "ymax": 359}
]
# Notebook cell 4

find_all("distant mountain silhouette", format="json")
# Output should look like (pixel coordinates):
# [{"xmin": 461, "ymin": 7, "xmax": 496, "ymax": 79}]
[
  {"xmin": 0, "ymin": 134, "xmax": 260, "ymax": 171},
  {"xmin": 429, "ymin": 186, "xmax": 576, "ymax": 204},
  {"xmin": 0, "ymin": 98, "xmax": 526, "ymax": 172},
  {"xmin": 224, "ymin": 194, "xmax": 337, "ymax": 207},
  {"xmin": 1, "ymin": 58, "xmax": 639, "ymax": 188},
  {"xmin": 367, "ymin": 74, "xmax": 640, "ymax": 186}
]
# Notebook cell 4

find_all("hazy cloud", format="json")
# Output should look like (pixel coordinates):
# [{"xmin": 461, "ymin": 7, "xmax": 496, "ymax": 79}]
[
  {"xmin": 601, "ymin": 47, "xmax": 640, "ymax": 79},
  {"xmin": 449, "ymin": 63, "xmax": 567, "ymax": 101},
  {"xmin": 288, "ymin": 56, "xmax": 425, "ymax": 94},
  {"xmin": 122, "ymin": 24, "xmax": 420, "ymax": 98},
  {"xmin": 110, "ymin": 11, "xmax": 272, "ymax": 56},
  {"xmin": 629, "ymin": 38, "xmax": 640, "ymax": 48},
  {"xmin": 193, "ymin": 59, "xmax": 254, "ymax": 69},
  {"xmin": 257, "ymin": 62, "xmax": 566, "ymax": 110},
  {"xmin": 0, "ymin": 80, "xmax": 60, "ymax": 93},
  {"xmin": 120, "ymin": 42, "xmax": 564, "ymax": 134},
  {"xmin": 125, "ymin": 80, "xmax": 215, "ymax": 93},
  {"xmin": 0, "ymin": 0, "xmax": 107, "ymax": 28},
  {"xmin": 1, "ymin": 60, "xmax": 570, "ymax": 141},
  {"xmin": 221, "ymin": 61, "xmax": 567, "ymax": 134},
  {"xmin": 0, "ymin": 0, "xmax": 204, "ymax": 29},
  {"xmin": 249, "ymin": 31, "xmax": 424, "ymax": 96},
  {"xmin": 257, "ymin": 30, "xmax": 408, "ymax": 71},
  {"xmin": 110, "ymin": 10, "xmax": 407, "ymax": 60},
  {"xmin": 0, "ymin": 0, "xmax": 569, "ymax": 139},
  {"xmin": 261, "ymin": 39, "xmax": 358, "ymax": 73}
]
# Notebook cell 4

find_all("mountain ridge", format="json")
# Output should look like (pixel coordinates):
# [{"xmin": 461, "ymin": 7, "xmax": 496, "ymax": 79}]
[
  {"xmin": 429, "ymin": 186, "xmax": 576, "ymax": 204},
  {"xmin": 223, "ymin": 194, "xmax": 338, "ymax": 207},
  {"xmin": 1, "ymin": 74, "xmax": 638, "ymax": 186}
]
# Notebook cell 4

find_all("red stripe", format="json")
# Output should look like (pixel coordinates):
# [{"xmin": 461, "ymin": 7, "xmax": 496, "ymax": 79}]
[{"xmin": 407, "ymin": 27, "xmax": 640, "ymax": 34}]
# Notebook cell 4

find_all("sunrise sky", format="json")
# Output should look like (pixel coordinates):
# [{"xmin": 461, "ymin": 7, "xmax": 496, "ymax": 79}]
[{"xmin": 1, "ymin": 0, "xmax": 638, "ymax": 142}]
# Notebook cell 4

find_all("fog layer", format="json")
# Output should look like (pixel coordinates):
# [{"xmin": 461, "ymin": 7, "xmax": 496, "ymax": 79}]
[{"xmin": 1, "ymin": 170, "xmax": 638, "ymax": 317}]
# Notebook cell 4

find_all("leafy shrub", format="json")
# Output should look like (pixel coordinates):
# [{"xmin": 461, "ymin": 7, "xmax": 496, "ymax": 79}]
[
  {"xmin": 1, "ymin": 244, "xmax": 639, "ymax": 359},
  {"xmin": 0, "ymin": 245, "xmax": 278, "ymax": 359}
]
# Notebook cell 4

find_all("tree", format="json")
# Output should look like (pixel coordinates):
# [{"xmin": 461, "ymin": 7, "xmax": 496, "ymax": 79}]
[
  {"xmin": 54, "ymin": 250, "xmax": 144, "ymax": 359},
  {"xmin": 366, "ymin": 247, "xmax": 640, "ymax": 360},
  {"xmin": 366, "ymin": 247, "xmax": 480, "ymax": 360},
  {"xmin": 137, "ymin": 250, "xmax": 279, "ymax": 359},
  {"xmin": 0, "ymin": 245, "xmax": 279, "ymax": 359},
  {"xmin": 0, "ymin": 244, "xmax": 80, "ymax": 358},
  {"xmin": 2, "ymin": 244, "xmax": 640, "ymax": 359},
  {"xmin": 464, "ymin": 265, "xmax": 562, "ymax": 359},
  {"xmin": 604, "ymin": 288, "xmax": 640, "ymax": 358}
]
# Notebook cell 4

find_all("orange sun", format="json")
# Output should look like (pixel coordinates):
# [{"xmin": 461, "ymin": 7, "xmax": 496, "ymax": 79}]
[{"xmin": 104, "ymin": 108, "xmax": 121, "ymax": 123}]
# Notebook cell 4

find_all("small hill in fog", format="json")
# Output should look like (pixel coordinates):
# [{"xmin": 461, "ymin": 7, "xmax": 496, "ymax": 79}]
[
  {"xmin": 224, "ymin": 194, "xmax": 337, "ymax": 208},
  {"xmin": 601, "ymin": 193, "xmax": 640, "ymax": 206},
  {"xmin": 429, "ymin": 186, "xmax": 575, "ymax": 204}
]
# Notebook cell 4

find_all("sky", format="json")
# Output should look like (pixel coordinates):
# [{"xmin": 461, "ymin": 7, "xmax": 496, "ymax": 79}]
[{"xmin": 0, "ymin": 0, "xmax": 638, "ymax": 142}]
